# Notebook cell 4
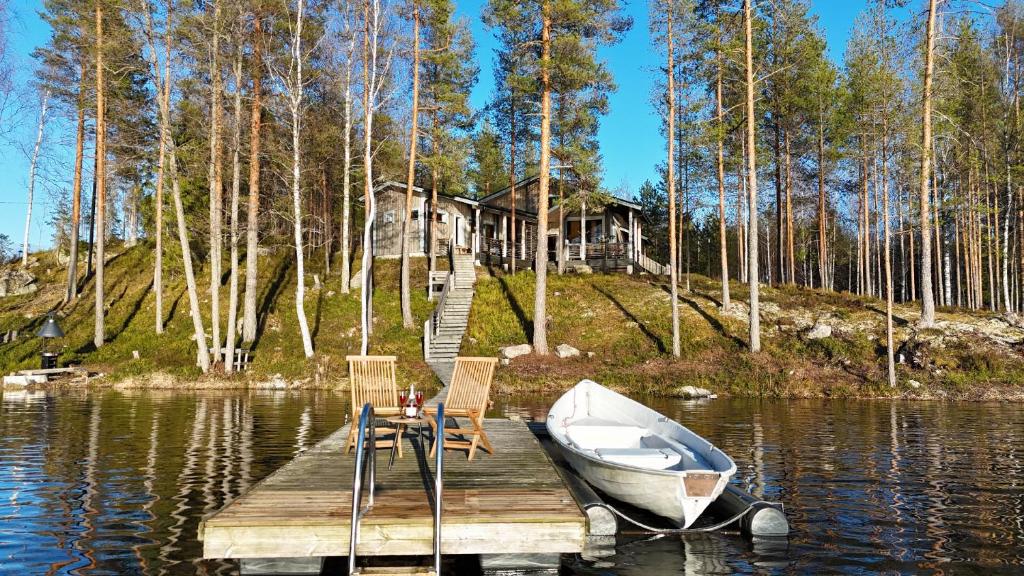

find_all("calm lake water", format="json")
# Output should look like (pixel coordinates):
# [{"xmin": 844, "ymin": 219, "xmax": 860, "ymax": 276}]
[{"xmin": 2, "ymin": 389, "xmax": 1022, "ymax": 575}]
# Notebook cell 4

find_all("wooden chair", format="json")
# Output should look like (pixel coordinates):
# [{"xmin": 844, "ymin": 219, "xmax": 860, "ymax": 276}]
[
  {"xmin": 426, "ymin": 357, "xmax": 498, "ymax": 461},
  {"xmin": 345, "ymin": 355, "xmax": 403, "ymax": 456}
]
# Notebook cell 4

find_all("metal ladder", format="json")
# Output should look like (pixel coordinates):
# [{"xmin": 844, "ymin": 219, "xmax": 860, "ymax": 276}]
[{"xmin": 348, "ymin": 403, "xmax": 445, "ymax": 576}]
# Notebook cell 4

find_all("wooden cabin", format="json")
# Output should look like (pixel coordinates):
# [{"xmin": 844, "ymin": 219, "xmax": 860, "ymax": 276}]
[{"xmin": 368, "ymin": 177, "xmax": 664, "ymax": 274}]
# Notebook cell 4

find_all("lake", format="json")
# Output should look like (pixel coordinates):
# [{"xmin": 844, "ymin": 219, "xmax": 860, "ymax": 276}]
[{"xmin": 2, "ymin": 389, "xmax": 1022, "ymax": 574}]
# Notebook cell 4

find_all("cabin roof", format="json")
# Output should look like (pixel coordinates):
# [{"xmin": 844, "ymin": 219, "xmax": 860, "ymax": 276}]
[
  {"xmin": 365, "ymin": 181, "xmax": 480, "ymax": 207},
  {"xmin": 481, "ymin": 174, "xmax": 643, "ymax": 214}
]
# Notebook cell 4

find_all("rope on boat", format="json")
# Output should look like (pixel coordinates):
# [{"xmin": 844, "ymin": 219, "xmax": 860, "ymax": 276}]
[{"xmin": 594, "ymin": 502, "xmax": 756, "ymax": 534}]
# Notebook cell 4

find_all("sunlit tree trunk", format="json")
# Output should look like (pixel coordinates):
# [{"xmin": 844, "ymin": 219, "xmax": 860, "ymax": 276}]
[
  {"xmin": 94, "ymin": 0, "xmax": 106, "ymax": 349},
  {"xmin": 744, "ymin": 0, "xmax": 761, "ymax": 353},
  {"xmin": 715, "ymin": 37, "xmax": 729, "ymax": 309},
  {"xmin": 400, "ymin": 5, "xmax": 420, "ymax": 328},
  {"xmin": 287, "ymin": 0, "xmax": 314, "ymax": 358},
  {"xmin": 919, "ymin": 0, "xmax": 938, "ymax": 326},
  {"xmin": 533, "ymin": 1, "xmax": 552, "ymax": 356},
  {"xmin": 22, "ymin": 91, "xmax": 48, "ymax": 267},
  {"xmin": 243, "ymin": 12, "xmax": 262, "ymax": 342},
  {"xmin": 66, "ymin": 64, "xmax": 87, "ymax": 304},
  {"xmin": 225, "ymin": 41, "xmax": 243, "ymax": 373},
  {"xmin": 665, "ymin": 2, "xmax": 680, "ymax": 357},
  {"xmin": 340, "ymin": 10, "xmax": 355, "ymax": 295},
  {"xmin": 208, "ymin": 0, "xmax": 224, "ymax": 364}
]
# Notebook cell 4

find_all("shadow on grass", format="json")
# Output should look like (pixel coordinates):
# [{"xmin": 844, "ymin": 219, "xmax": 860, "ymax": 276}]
[
  {"xmin": 496, "ymin": 274, "xmax": 532, "ymax": 340},
  {"xmin": 658, "ymin": 283, "xmax": 746, "ymax": 349},
  {"xmin": 253, "ymin": 258, "xmax": 293, "ymax": 349},
  {"xmin": 114, "ymin": 279, "xmax": 154, "ymax": 337},
  {"xmin": 867, "ymin": 305, "xmax": 909, "ymax": 327},
  {"xmin": 592, "ymin": 283, "xmax": 666, "ymax": 354},
  {"xmin": 312, "ymin": 287, "xmax": 325, "ymax": 345}
]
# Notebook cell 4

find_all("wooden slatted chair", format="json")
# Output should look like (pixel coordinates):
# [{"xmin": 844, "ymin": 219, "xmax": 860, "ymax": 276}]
[
  {"xmin": 345, "ymin": 355, "xmax": 403, "ymax": 456},
  {"xmin": 426, "ymin": 357, "xmax": 498, "ymax": 461}
]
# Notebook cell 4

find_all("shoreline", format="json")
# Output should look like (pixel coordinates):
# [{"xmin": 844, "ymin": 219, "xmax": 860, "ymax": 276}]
[{"xmin": 4, "ymin": 369, "xmax": 1023, "ymax": 402}]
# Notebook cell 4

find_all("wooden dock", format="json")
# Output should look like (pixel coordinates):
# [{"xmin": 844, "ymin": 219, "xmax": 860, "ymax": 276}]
[{"xmin": 200, "ymin": 418, "xmax": 586, "ymax": 562}]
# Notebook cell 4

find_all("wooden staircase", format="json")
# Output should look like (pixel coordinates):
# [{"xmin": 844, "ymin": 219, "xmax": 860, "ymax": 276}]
[{"xmin": 425, "ymin": 252, "xmax": 476, "ymax": 387}]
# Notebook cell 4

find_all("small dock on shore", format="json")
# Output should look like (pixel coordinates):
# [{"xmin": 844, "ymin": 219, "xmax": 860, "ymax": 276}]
[{"xmin": 200, "ymin": 418, "xmax": 586, "ymax": 572}]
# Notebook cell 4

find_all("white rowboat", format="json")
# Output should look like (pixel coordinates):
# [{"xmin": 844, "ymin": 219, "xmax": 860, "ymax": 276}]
[{"xmin": 546, "ymin": 380, "xmax": 736, "ymax": 528}]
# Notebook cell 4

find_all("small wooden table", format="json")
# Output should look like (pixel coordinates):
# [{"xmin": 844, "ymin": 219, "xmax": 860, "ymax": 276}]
[{"xmin": 384, "ymin": 414, "xmax": 431, "ymax": 470}]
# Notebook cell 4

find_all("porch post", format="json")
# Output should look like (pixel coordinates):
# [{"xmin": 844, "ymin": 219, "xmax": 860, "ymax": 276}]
[
  {"xmin": 501, "ymin": 214, "xmax": 507, "ymax": 258},
  {"xmin": 628, "ymin": 209, "xmax": 635, "ymax": 273},
  {"xmin": 581, "ymin": 199, "xmax": 587, "ymax": 261},
  {"xmin": 520, "ymin": 219, "xmax": 526, "ymax": 260},
  {"xmin": 474, "ymin": 207, "xmax": 480, "ymax": 261}
]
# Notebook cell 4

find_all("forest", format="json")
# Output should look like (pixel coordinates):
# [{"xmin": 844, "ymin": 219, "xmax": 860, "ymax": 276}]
[{"xmin": 5, "ymin": 0, "xmax": 1024, "ymax": 389}]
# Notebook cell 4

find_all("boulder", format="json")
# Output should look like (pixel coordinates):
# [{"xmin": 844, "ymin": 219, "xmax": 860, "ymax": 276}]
[
  {"xmin": 672, "ymin": 385, "xmax": 713, "ymax": 399},
  {"xmin": 500, "ymin": 344, "xmax": 532, "ymax": 360},
  {"xmin": 555, "ymin": 343, "xmax": 580, "ymax": 359},
  {"xmin": 349, "ymin": 269, "xmax": 363, "ymax": 290},
  {"xmin": 806, "ymin": 323, "xmax": 832, "ymax": 340},
  {"xmin": 908, "ymin": 379, "xmax": 922, "ymax": 389},
  {"xmin": 0, "ymin": 269, "xmax": 37, "ymax": 297},
  {"xmin": 567, "ymin": 263, "xmax": 593, "ymax": 275}
]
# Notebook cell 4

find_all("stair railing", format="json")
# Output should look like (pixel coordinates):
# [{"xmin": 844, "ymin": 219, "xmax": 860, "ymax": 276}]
[{"xmin": 348, "ymin": 402, "xmax": 377, "ymax": 575}]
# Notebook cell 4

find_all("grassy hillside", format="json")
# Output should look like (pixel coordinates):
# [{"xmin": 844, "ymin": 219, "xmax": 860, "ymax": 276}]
[
  {"xmin": 4, "ymin": 245, "xmax": 1024, "ymax": 399},
  {"xmin": 0, "ymin": 244, "xmax": 439, "ymax": 391},
  {"xmin": 462, "ymin": 268, "xmax": 1024, "ymax": 400}
]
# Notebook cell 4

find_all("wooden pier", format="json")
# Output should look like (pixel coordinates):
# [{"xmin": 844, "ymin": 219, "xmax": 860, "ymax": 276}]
[{"xmin": 200, "ymin": 418, "xmax": 586, "ymax": 564}]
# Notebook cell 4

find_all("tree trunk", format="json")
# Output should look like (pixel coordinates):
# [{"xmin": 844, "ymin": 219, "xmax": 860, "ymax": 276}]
[
  {"xmin": 209, "ymin": 0, "xmax": 224, "ymax": 364},
  {"xmin": 341, "ymin": 6, "xmax": 355, "ymax": 294},
  {"xmin": 919, "ymin": 0, "xmax": 938, "ymax": 326},
  {"xmin": 817, "ymin": 121, "xmax": 827, "ymax": 290},
  {"xmin": 509, "ymin": 101, "xmax": 517, "ymax": 275},
  {"xmin": 666, "ymin": 4, "xmax": 680, "ymax": 357},
  {"xmin": 154, "ymin": 7, "xmax": 171, "ymax": 333},
  {"xmin": 744, "ymin": 0, "xmax": 761, "ymax": 353},
  {"xmin": 360, "ymin": 0, "xmax": 378, "ymax": 354},
  {"xmin": 785, "ymin": 129, "xmax": 795, "ymax": 286},
  {"xmin": 22, "ymin": 91, "xmax": 49, "ymax": 267},
  {"xmin": 400, "ymin": 5, "xmax": 420, "ymax": 329},
  {"xmin": 243, "ymin": 12, "xmax": 262, "ymax": 342},
  {"xmin": 94, "ymin": 1, "xmax": 106, "ymax": 350},
  {"xmin": 882, "ymin": 123, "xmax": 896, "ymax": 387},
  {"xmin": 289, "ymin": 0, "xmax": 314, "ymax": 358},
  {"xmin": 226, "ymin": 42, "xmax": 243, "ymax": 373},
  {"xmin": 533, "ymin": 1, "xmax": 552, "ymax": 356},
  {"xmin": 66, "ymin": 63, "xmax": 87, "ymax": 304},
  {"xmin": 716, "ymin": 38, "xmax": 729, "ymax": 309},
  {"xmin": 170, "ymin": 144, "xmax": 211, "ymax": 372},
  {"xmin": 773, "ymin": 119, "xmax": 783, "ymax": 285}
]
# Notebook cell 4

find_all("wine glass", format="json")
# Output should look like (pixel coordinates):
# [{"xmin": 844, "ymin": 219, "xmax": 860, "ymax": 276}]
[
  {"xmin": 399, "ymin": 391, "xmax": 408, "ymax": 407},
  {"xmin": 415, "ymin": 391, "xmax": 424, "ymax": 407}
]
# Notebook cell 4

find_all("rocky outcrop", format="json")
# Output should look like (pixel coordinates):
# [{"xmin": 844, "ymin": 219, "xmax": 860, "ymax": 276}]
[{"xmin": 0, "ymin": 269, "xmax": 37, "ymax": 297}]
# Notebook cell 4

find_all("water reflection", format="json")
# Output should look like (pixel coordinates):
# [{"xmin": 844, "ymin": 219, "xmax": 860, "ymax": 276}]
[
  {"xmin": 0, "ymin": 389, "xmax": 344, "ymax": 575},
  {"xmin": 1, "ymin": 391, "xmax": 1023, "ymax": 574}
]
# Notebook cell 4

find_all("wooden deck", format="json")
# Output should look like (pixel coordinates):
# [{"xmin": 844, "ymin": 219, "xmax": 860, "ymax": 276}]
[{"xmin": 200, "ymin": 418, "xmax": 586, "ymax": 560}]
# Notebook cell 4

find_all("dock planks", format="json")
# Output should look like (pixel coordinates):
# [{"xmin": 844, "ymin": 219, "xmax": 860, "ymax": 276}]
[{"xmin": 200, "ymin": 418, "xmax": 586, "ymax": 559}]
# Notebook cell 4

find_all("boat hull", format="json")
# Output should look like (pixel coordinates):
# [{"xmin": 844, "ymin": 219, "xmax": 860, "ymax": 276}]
[{"xmin": 546, "ymin": 380, "xmax": 735, "ymax": 528}]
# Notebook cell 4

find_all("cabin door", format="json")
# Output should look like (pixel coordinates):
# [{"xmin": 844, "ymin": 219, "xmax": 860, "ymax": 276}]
[{"xmin": 455, "ymin": 216, "xmax": 465, "ymax": 247}]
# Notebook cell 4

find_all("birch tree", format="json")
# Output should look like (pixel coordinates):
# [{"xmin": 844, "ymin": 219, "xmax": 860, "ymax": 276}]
[
  {"xmin": 743, "ymin": 0, "xmax": 761, "ymax": 352},
  {"xmin": 919, "ymin": 0, "xmax": 939, "ymax": 327},
  {"xmin": 94, "ymin": 0, "xmax": 107, "ymax": 349},
  {"xmin": 21, "ymin": 90, "xmax": 49, "ymax": 267}
]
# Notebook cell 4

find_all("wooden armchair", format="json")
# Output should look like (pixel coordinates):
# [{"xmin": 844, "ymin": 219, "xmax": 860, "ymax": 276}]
[
  {"xmin": 345, "ymin": 355, "xmax": 403, "ymax": 456},
  {"xmin": 426, "ymin": 357, "xmax": 498, "ymax": 461}
]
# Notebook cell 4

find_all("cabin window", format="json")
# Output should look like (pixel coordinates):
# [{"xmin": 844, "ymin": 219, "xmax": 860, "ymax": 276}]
[
  {"xmin": 383, "ymin": 210, "xmax": 395, "ymax": 224},
  {"xmin": 411, "ymin": 209, "xmax": 420, "ymax": 220}
]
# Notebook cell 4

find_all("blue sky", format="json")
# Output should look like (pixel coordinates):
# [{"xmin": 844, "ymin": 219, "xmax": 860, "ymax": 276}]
[{"xmin": 1, "ymin": 0, "xmax": 898, "ymax": 253}]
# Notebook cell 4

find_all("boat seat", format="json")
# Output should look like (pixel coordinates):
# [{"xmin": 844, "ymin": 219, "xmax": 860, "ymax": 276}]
[
  {"xmin": 594, "ymin": 448, "xmax": 683, "ymax": 470},
  {"xmin": 565, "ymin": 421, "xmax": 647, "ymax": 450}
]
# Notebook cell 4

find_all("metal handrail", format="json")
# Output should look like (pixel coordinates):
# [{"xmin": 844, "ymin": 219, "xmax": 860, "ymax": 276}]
[
  {"xmin": 432, "ymin": 403, "xmax": 445, "ymax": 575},
  {"xmin": 348, "ymin": 402, "xmax": 377, "ymax": 575}
]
